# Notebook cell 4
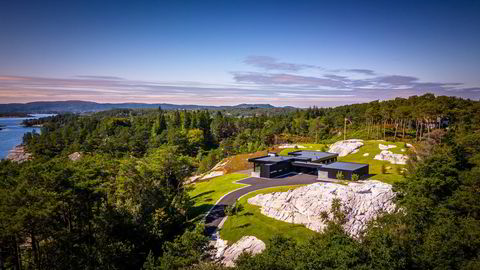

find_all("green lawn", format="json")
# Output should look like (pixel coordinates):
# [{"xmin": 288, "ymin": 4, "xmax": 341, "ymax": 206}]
[
  {"xmin": 188, "ymin": 173, "xmax": 248, "ymax": 221},
  {"xmin": 278, "ymin": 143, "xmax": 328, "ymax": 156},
  {"xmin": 279, "ymin": 141, "xmax": 408, "ymax": 184},
  {"xmin": 337, "ymin": 140, "xmax": 408, "ymax": 184},
  {"xmin": 219, "ymin": 185, "xmax": 319, "ymax": 245}
]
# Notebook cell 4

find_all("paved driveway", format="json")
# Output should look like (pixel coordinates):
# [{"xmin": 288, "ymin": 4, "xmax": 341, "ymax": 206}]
[{"xmin": 204, "ymin": 173, "xmax": 319, "ymax": 236}]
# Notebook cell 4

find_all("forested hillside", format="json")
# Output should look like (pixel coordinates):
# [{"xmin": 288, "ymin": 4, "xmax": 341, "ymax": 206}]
[{"xmin": 1, "ymin": 93, "xmax": 479, "ymax": 269}]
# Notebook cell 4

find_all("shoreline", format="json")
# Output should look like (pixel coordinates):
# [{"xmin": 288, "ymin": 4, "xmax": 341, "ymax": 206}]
[
  {"xmin": 0, "ymin": 114, "xmax": 35, "ymax": 118},
  {"xmin": 6, "ymin": 145, "xmax": 32, "ymax": 163}
]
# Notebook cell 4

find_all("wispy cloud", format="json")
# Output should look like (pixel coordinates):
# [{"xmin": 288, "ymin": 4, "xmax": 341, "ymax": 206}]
[
  {"xmin": 232, "ymin": 72, "xmax": 347, "ymax": 88},
  {"xmin": 0, "ymin": 56, "xmax": 478, "ymax": 107},
  {"xmin": 244, "ymin": 56, "xmax": 317, "ymax": 71},
  {"xmin": 344, "ymin": 69, "xmax": 376, "ymax": 76},
  {"xmin": 75, "ymin": 75, "xmax": 125, "ymax": 80}
]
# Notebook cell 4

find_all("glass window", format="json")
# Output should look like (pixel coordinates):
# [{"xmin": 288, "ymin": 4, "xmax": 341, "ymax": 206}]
[{"xmin": 254, "ymin": 164, "xmax": 261, "ymax": 173}]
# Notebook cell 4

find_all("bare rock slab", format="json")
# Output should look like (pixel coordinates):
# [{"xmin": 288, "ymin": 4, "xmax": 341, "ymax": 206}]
[
  {"xmin": 374, "ymin": 150, "xmax": 408, "ymax": 164},
  {"xmin": 217, "ymin": 235, "xmax": 266, "ymax": 267},
  {"xmin": 6, "ymin": 146, "xmax": 32, "ymax": 163},
  {"xmin": 379, "ymin": 143, "xmax": 397, "ymax": 150},
  {"xmin": 328, "ymin": 139, "xmax": 364, "ymax": 157},
  {"xmin": 248, "ymin": 181, "xmax": 395, "ymax": 238},
  {"xmin": 68, "ymin": 152, "xmax": 83, "ymax": 161}
]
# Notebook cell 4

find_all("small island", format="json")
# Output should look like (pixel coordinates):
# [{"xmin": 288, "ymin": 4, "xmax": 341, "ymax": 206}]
[{"xmin": 0, "ymin": 112, "xmax": 34, "ymax": 118}]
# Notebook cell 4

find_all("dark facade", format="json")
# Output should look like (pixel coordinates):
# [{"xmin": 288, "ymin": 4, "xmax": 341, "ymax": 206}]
[
  {"xmin": 320, "ymin": 162, "xmax": 369, "ymax": 180},
  {"xmin": 248, "ymin": 151, "xmax": 369, "ymax": 180}
]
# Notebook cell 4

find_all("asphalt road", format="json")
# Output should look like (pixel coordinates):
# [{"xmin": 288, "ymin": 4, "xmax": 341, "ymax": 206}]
[{"xmin": 204, "ymin": 173, "xmax": 319, "ymax": 236}]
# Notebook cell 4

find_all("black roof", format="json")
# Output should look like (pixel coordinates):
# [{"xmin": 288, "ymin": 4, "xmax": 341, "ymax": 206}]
[
  {"xmin": 288, "ymin": 150, "xmax": 338, "ymax": 161},
  {"xmin": 248, "ymin": 156, "xmax": 294, "ymax": 163},
  {"xmin": 321, "ymin": 161, "xmax": 368, "ymax": 171}
]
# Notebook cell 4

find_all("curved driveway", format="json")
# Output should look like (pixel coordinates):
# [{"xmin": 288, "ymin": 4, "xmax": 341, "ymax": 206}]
[{"xmin": 204, "ymin": 173, "xmax": 320, "ymax": 236}]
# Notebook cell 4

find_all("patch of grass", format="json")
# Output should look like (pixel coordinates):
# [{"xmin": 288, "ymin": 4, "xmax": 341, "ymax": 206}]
[
  {"xmin": 277, "ymin": 140, "xmax": 408, "ymax": 184},
  {"xmin": 337, "ymin": 140, "xmax": 408, "ymax": 184},
  {"xmin": 222, "ymin": 151, "xmax": 268, "ymax": 173},
  {"xmin": 219, "ymin": 185, "xmax": 318, "ymax": 245},
  {"xmin": 188, "ymin": 173, "xmax": 248, "ymax": 220},
  {"xmin": 278, "ymin": 143, "xmax": 328, "ymax": 156}
]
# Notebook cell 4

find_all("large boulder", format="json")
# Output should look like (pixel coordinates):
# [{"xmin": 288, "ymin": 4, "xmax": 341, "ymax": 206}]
[
  {"xmin": 374, "ymin": 150, "xmax": 408, "ymax": 165},
  {"xmin": 68, "ymin": 152, "xmax": 83, "ymax": 161},
  {"xmin": 248, "ymin": 181, "xmax": 395, "ymax": 238},
  {"xmin": 328, "ymin": 139, "xmax": 364, "ymax": 157},
  {"xmin": 278, "ymin": 144, "xmax": 306, "ymax": 149},
  {"xmin": 220, "ymin": 236, "xmax": 266, "ymax": 267},
  {"xmin": 6, "ymin": 145, "xmax": 32, "ymax": 163},
  {"xmin": 379, "ymin": 143, "xmax": 397, "ymax": 150}
]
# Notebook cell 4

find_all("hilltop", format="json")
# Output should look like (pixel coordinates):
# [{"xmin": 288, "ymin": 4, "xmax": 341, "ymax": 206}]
[{"xmin": 0, "ymin": 100, "xmax": 286, "ymax": 113}]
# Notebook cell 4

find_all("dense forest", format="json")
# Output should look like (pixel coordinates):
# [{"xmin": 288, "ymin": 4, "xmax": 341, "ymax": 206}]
[{"xmin": 1, "ymin": 93, "xmax": 479, "ymax": 269}]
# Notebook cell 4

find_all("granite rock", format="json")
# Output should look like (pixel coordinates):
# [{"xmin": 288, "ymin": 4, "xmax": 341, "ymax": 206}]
[
  {"xmin": 328, "ymin": 139, "xmax": 364, "ymax": 157},
  {"xmin": 248, "ymin": 181, "xmax": 395, "ymax": 238}
]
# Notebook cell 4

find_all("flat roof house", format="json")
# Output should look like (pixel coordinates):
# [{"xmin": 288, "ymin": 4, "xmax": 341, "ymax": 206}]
[{"xmin": 248, "ymin": 150, "xmax": 369, "ymax": 180}]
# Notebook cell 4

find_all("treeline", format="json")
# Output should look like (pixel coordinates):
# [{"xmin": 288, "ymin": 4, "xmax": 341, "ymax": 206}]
[
  {"xmin": 0, "ymin": 147, "xmax": 206, "ymax": 269},
  {"xmin": 0, "ymin": 113, "xmax": 33, "ymax": 118},
  {"xmin": 22, "ymin": 94, "xmax": 480, "ymax": 168}
]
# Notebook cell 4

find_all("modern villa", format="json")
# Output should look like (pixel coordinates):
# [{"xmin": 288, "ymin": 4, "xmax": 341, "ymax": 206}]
[{"xmin": 248, "ymin": 150, "xmax": 369, "ymax": 180}]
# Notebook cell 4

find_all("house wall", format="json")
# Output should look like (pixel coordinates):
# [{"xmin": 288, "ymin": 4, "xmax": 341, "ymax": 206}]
[
  {"xmin": 312, "ymin": 157, "xmax": 337, "ymax": 164},
  {"xmin": 260, "ymin": 162, "xmax": 292, "ymax": 178},
  {"xmin": 321, "ymin": 165, "xmax": 369, "ymax": 180}
]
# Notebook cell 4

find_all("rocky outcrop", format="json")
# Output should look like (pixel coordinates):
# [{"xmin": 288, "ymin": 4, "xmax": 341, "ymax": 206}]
[
  {"xmin": 279, "ymin": 144, "xmax": 306, "ymax": 149},
  {"xmin": 379, "ymin": 143, "xmax": 397, "ymax": 150},
  {"xmin": 374, "ymin": 150, "xmax": 408, "ymax": 165},
  {"xmin": 68, "ymin": 152, "xmax": 83, "ymax": 161},
  {"xmin": 187, "ymin": 160, "xmax": 227, "ymax": 183},
  {"xmin": 248, "ymin": 181, "xmax": 395, "ymax": 238},
  {"xmin": 220, "ymin": 236, "xmax": 266, "ymax": 267},
  {"xmin": 6, "ymin": 145, "xmax": 32, "ymax": 163},
  {"xmin": 211, "ymin": 232, "xmax": 229, "ymax": 260},
  {"xmin": 328, "ymin": 139, "xmax": 364, "ymax": 157}
]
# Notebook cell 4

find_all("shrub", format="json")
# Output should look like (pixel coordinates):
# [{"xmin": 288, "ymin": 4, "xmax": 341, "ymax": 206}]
[
  {"xmin": 351, "ymin": 173, "xmax": 359, "ymax": 181},
  {"xmin": 381, "ymin": 164, "xmax": 387, "ymax": 174},
  {"xmin": 225, "ymin": 201, "xmax": 244, "ymax": 216},
  {"xmin": 336, "ymin": 171, "xmax": 344, "ymax": 180},
  {"xmin": 397, "ymin": 166, "xmax": 407, "ymax": 177}
]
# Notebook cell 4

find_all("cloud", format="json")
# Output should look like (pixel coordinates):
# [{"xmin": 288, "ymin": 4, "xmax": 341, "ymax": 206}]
[
  {"xmin": 75, "ymin": 75, "xmax": 125, "ymax": 80},
  {"xmin": 0, "ymin": 56, "xmax": 478, "ymax": 107},
  {"xmin": 232, "ymin": 72, "xmax": 347, "ymax": 88},
  {"xmin": 344, "ymin": 69, "xmax": 376, "ymax": 76},
  {"xmin": 244, "ymin": 56, "xmax": 317, "ymax": 71},
  {"xmin": 0, "ymin": 75, "xmax": 361, "ymax": 106},
  {"xmin": 373, "ymin": 75, "xmax": 418, "ymax": 85},
  {"xmin": 233, "ymin": 56, "xmax": 480, "ymax": 102}
]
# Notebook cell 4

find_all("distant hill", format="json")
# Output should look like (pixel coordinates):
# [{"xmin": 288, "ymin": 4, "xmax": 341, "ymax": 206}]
[{"xmin": 0, "ymin": 100, "xmax": 285, "ymax": 113}]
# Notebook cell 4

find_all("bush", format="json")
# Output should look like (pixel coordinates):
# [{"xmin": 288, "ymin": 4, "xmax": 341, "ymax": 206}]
[
  {"xmin": 225, "ymin": 201, "xmax": 244, "ymax": 216},
  {"xmin": 336, "ymin": 171, "xmax": 344, "ymax": 180},
  {"xmin": 351, "ymin": 174, "xmax": 359, "ymax": 181},
  {"xmin": 381, "ymin": 164, "xmax": 387, "ymax": 174}
]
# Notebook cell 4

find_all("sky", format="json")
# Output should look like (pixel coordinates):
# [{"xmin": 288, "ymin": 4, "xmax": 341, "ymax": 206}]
[{"xmin": 0, "ymin": 0, "xmax": 479, "ymax": 107}]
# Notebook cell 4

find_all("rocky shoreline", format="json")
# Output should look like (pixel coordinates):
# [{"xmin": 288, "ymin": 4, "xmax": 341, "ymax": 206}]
[{"xmin": 6, "ymin": 145, "xmax": 32, "ymax": 163}]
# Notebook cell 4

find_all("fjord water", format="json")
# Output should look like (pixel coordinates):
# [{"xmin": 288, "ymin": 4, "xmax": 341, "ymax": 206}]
[{"xmin": 0, "ymin": 114, "xmax": 54, "ymax": 159}]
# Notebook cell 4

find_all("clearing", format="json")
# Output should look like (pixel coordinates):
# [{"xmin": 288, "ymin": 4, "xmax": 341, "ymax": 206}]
[
  {"xmin": 278, "ymin": 140, "xmax": 408, "ymax": 184},
  {"xmin": 219, "ymin": 185, "xmax": 318, "ymax": 245},
  {"xmin": 188, "ymin": 173, "xmax": 248, "ymax": 221}
]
